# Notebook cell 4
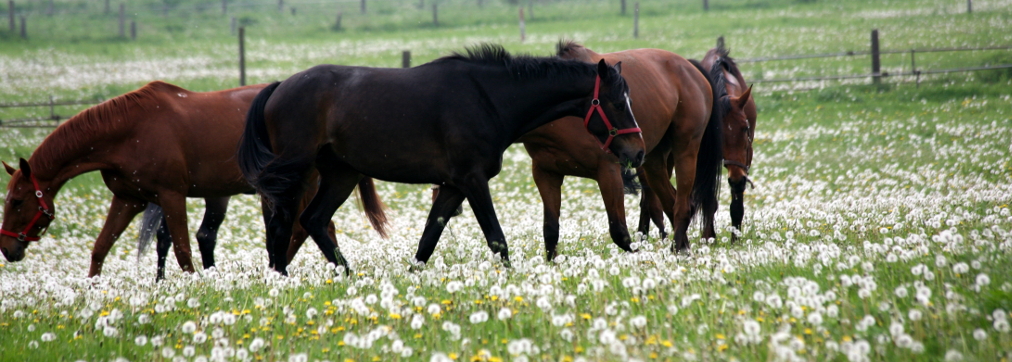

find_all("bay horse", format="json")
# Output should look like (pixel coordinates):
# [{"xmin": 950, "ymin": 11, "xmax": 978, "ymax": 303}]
[
  {"xmin": 637, "ymin": 46, "xmax": 755, "ymax": 243},
  {"xmin": 237, "ymin": 44, "xmax": 644, "ymax": 275},
  {"xmin": 517, "ymin": 41, "xmax": 722, "ymax": 259},
  {"xmin": 0, "ymin": 81, "xmax": 387, "ymax": 279}
]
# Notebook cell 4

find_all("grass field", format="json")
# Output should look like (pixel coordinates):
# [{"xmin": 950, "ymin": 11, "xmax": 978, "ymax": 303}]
[{"xmin": 1, "ymin": 0, "xmax": 1012, "ymax": 361}]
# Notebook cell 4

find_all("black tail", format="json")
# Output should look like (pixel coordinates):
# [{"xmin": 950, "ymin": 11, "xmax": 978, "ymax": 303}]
[
  {"xmin": 237, "ymin": 81, "xmax": 282, "ymax": 206},
  {"xmin": 356, "ymin": 178, "xmax": 390, "ymax": 238},
  {"xmin": 688, "ymin": 59, "xmax": 725, "ymax": 229},
  {"xmin": 136, "ymin": 203, "xmax": 164, "ymax": 261}
]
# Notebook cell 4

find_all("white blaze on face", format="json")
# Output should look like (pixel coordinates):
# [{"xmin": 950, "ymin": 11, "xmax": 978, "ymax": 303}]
[{"xmin": 624, "ymin": 92, "xmax": 640, "ymax": 131}]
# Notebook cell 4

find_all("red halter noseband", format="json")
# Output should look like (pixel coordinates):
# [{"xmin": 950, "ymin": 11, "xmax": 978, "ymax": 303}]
[
  {"xmin": 1, "ymin": 174, "xmax": 54, "ymax": 242},
  {"xmin": 583, "ymin": 75, "xmax": 641, "ymax": 152}
]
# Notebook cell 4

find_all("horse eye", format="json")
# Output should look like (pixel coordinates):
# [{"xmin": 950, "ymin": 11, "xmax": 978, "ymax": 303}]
[{"xmin": 10, "ymin": 199, "xmax": 22, "ymax": 208}]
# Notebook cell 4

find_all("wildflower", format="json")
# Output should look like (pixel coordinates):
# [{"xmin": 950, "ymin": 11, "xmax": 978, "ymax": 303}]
[
  {"xmin": 306, "ymin": 308, "xmax": 318, "ymax": 319},
  {"xmin": 944, "ymin": 349, "xmax": 963, "ymax": 362},
  {"xmin": 194, "ymin": 332, "xmax": 207, "ymax": 344},
  {"xmin": 972, "ymin": 329, "xmax": 987, "ymax": 340},
  {"xmin": 187, "ymin": 298, "xmax": 201, "ymax": 308},
  {"xmin": 248, "ymin": 338, "xmax": 265, "ymax": 352},
  {"xmin": 894, "ymin": 286, "xmax": 908, "ymax": 298},
  {"xmin": 181, "ymin": 321, "xmax": 197, "ymax": 334},
  {"xmin": 994, "ymin": 319, "xmax": 1010, "ymax": 333},
  {"xmin": 908, "ymin": 309, "xmax": 922, "ymax": 321},
  {"xmin": 560, "ymin": 328, "xmax": 574, "ymax": 342},
  {"xmin": 183, "ymin": 345, "xmax": 196, "ymax": 357},
  {"xmin": 497, "ymin": 307, "xmax": 512, "ymax": 321},
  {"xmin": 630, "ymin": 316, "xmax": 647, "ymax": 328},
  {"xmin": 469, "ymin": 311, "xmax": 489, "ymax": 324},
  {"xmin": 895, "ymin": 334, "xmax": 913, "ymax": 348},
  {"xmin": 807, "ymin": 312, "xmax": 823, "ymax": 325},
  {"xmin": 135, "ymin": 335, "xmax": 148, "ymax": 346},
  {"xmin": 447, "ymin": 281, "xmax": 463, "ymax": 293},
  {"xmin": 161, "ymin": 347, "xmax": 176, "ymax": 358},
  {"xmin": 40, "ymin": 333, "xmax": 56, "ymax": 342},
  {"xmin": 427, "ymin": 304, "xmax": 441, "ymax": 315}
]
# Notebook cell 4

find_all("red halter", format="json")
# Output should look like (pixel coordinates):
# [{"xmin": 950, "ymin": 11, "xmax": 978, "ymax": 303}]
[
  {"xmin": 1, "ymin": 174, "xmax": 54, "ymax": 242},
  {"xmin": 583, "ymin": 75, "xmax": 641, "ymax": 152}
]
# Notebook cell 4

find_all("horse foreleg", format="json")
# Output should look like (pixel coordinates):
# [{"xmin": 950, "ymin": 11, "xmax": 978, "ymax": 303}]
[
  {"xmin": 532, "ymin": 166, "xmax": 564, "ymax": 261},
  {"xmin": 729, "ymin": 179, "xmax": 747, "ymax": 243},
  {"xmin": 414, "ymin": 184, "xmax": 466, "ymax": 265},
  {"xmin": 298, "ymin": 165, "xmax": 362, "ymax": 275},
  {"xmin": 195, "ymin": 196, "xmax": 230, "ymax": 270},
  {"xmin": 596, "ymin": 163, "xmax": 634, "ymax": 253},
  {"xmin": 157, "ymin": 191, "xmax": 196, "ymax": 273},
  {"xmin": 636, "ymin": 173, "xmax": 667, "ymax": 241},
  {"xmin": 459, "ymin": 177, "xmax": 511, "ymax": 267},
  {"xmin": 89, "ymin": 196, "xmax": 147, "ymax": 277},
  {"xmin": 155, "ymin": 218, "xmax": 171, "ymax": 281},
  {"xmin": 640, "ymin": 154, "xmax": 685, "ymax": 252}
]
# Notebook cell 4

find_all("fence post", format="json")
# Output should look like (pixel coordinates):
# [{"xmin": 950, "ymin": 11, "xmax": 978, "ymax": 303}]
[
  {"xmin": 118, "ymin": 3, "xmax": 124, "ymax": 38},
  {"xmin": 911, "ymin": 49, "xmax": 920, "ymax": 88},
  {"xmin": 8, "ymin": 0, "xmax": 13, "ymax": 33},
  {"xmin": 231, "ymin": 16, "xmax": 236, "ymax": 35},
  {"xmin": 871, "ymin": 29, "xmax": 880, "ymax": 84},
  {"xmin": 519, "ymin": 7, "xmax": 525, "ymax": 42},
  {"xmin": 18, "ymin": 15, "xmax": 23, "ymax": 38},
  {"xmin": 528, "ymin": 0, "xmax": 533, "ymax": 20},
  {"xmin": 432, "ymin": 3, "xmax": 437, "ymax": 26},
  {"xmin": 633, "ymin": 2, "xmax": 639, "ymax": 38},
  {"xmin": 130, "ymin": 20, "xmax": 136, "ymax": 40},
  {"xmin": 402, "ymin": 50, "xmax": 411, "ymax": 68},
  {"xmin": 966, "ymin": 0, "xmax": 972, "ymax": 13},
  {"xmin": 360, "ymin": 0, "xmax": 365, "ymax": 14},
  {"xmin": 703, "ymin": 0, "xmax": 708, "ymax": 11},
  {"xmin": 621, "ymin": 0, "xmax": 626, "ymax": 15},
  {"xmin": 239, "ymin": 26, "xmax": 246, "ymax": 86},
  {"xmin": 335, "ymin": 12, "xmax": 341, "ymax": 30},
  {"xmin": 48, "ymin": 96, "xmax": 55, "ymax": 121},
  {"xmin": 46, "ymin": 0, "xmax": 52, "ymax": 16},
  {"xmin": 478, "ymin": 0, "xmax": 482, "ymax": 8},
  {"xmin": 104, "ymin": 0, "xmax": 109, "ymax": 14},
  {"xmin": 222, "ymin": 0, "xmax": 226, "ymax": 15}
]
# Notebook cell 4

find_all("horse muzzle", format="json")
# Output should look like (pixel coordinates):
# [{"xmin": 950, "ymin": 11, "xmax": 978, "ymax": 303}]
[{"xmin": 1, "ymin": 242, "xmax": 26, "ymax": 262}]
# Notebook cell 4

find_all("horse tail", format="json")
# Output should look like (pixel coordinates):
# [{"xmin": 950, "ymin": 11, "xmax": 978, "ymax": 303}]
[
  {"xmin": 237, "ymin": 81, "xmax": 282, "ymax": 205},
  {"xmin": 357, "ymin": 178, "xmax": 389, "ymax": 238},
  {"xmin": 136, "ymin": 203, "xmax": 164, "ymax": 261},
  {"xmin": 688, "ymin": 58, "xmax": 725, "ymax": 228}
]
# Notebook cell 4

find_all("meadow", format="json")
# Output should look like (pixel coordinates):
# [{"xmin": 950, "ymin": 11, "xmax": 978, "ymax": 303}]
[{"xmin": 1, "ymin": 0, "xmax": 1011, "ymax": 361}]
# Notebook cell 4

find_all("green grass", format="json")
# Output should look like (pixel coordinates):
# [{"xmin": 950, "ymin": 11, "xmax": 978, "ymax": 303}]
[{"xmin": 1, "ymin": 0, "xmax": 1012, "ymax": 361}]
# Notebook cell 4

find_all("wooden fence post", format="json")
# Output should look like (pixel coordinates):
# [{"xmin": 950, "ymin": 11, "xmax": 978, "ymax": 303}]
[
  {"xmin": 432, "ymin": 3, "xmax": 437, "ymax": 26},
  {"xmin": 118, "ymin": 3, "xmax": 124, "ymax": 38},
  {"xmin": 130, "ymin": 20, "xmax": 136, "ymax": 40},
  {"xmin": 871, "ymin": 29, "xmax": 881, "ymax": 84},
  {"xmin": 703, "ymin": 0, "xmax": 708, "ymax": 11},
  {"xmin": 335, "ymin": 12, "xmax": 342, "ymax": 30},
  {"xmin": 478, "ymin": 0, "xmax": 482, "ymax": 8},
  {"xmin": 277, "ymin": 0, "xmax": 283, "ymax": 12},
  {"xmin": 519, "ymin": 7, "xmax": 525, "ymax": 42},
  {"xmin": 18, "ymin": 15, "xmax": 24, "ymax": 38},
  {"xmin": 528, "ymin": 0, "xmax": 533, "ymax": 20},
  {"xmin": 621, "ymin": 0, "xmax": 626, "ymax": 15},
  {"xmin": 231, "ymin": 16, "xmax": 236, "ymax": 35},
  {"xmin": 222, "ymin": 0, "xmax": 226, "ymax": 15},
  {"xmin": 46, "ymin": 0, "xmax": 52, "ymax": 16},
  {"xmin": 8, "ymin": 0, "xmax": 14, "ymax": 33},
  {"xmin": 967, "ymin": 0, "xmax": 972, "ymax": 13},
  {"xmin": 633, "ymin": 2, "xmax": 639, "ymax": 38},
  {"xmin": 360, "ymin": 0, "xmax": 366, "ymax": 14},
  {"xmin": 402, "ymin": 50, "xmax": 411, "ymax": 68},
  {"xmin": 104, "ymin": 0, "xmax": 109, "ymax": 14},
  {"xmin": 239, "ymin": 26, "xmax": 246, "ymax": 86}
]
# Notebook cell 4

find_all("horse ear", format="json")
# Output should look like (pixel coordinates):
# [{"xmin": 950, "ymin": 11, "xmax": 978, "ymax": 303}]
[
  {"xmin": 738, "ymin": 85, "xmax": 753, "ymax": 109},
  {"xmin": 614, "ymin": 61, "xmax": 623, "ymax": 75},
  {"xmin": 597, "ymin": 59, "xmax": 611, "ymax": 78},
  {"xmin": 18, "ymin": 158, "xmax": 31, "ymax": 178},
  {"xmin": 3, "ymin": 161, "xmax": 15, "ymax": 176}
]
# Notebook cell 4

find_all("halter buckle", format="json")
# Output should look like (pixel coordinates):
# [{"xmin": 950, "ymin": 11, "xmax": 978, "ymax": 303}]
[
  {"xmin": 35, "ymin": 190, "xmax": 43, "ymax": 198},
  {"xmin": 591, "ymin": 99, "xmax": 600, "ymax": 106},
  {"xmin": 609, "ymin": 128, "xmax": 619, "ymax": 136},
  {"xmin": 16, "ymin": 233, "xmax": 26, "ymax": 242}
]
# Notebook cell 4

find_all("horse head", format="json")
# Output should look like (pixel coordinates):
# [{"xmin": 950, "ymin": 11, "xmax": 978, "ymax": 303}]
[
  {"xmin": 722, "ymin": 84, "xmax": 753, "ymax": 191},
  {"xmin": 584, "ymin": 59, "xmax": 645, "ymax": 169},
  {"xmin": 1, "ymin": 158, "xmax": 56, "ymax": 262}
]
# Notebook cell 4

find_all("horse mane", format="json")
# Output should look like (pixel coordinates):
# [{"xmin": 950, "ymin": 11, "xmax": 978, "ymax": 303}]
[
  {"xmin": 705, "ymin": 45, "xmax": 746, "ymax": 88},
  {"xmin": 31, "ymin": 81, "xmax": 181, "ymax": 172},
  {"xmin": 437, "ymin": 43, "xmax": 596, "ymax": 80},
  {"xmin": 555, "ymin": 39, "xmax": 584, "ymax": 57}
]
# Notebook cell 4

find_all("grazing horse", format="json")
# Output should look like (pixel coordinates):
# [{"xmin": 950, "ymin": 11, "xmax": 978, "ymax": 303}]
[
  {"xmin": 518, "ymin": 41, "xmax": 722, "ymax": 259},
  {"xmin": 0, "ymin": 81, "xmax": 387, "ymax": 279},
  {"xmin": 237, "ymin": 44, "xmax": 644, "ymax": 275},
  {"xmin": 637, "ymin": 46, "xmax": 755, "ymax": 242}
]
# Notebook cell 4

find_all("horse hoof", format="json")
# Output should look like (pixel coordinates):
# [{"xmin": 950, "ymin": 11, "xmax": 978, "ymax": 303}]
[{"xmin": 408, "ymin": 260, "xmax": 425, "ymax": 273}]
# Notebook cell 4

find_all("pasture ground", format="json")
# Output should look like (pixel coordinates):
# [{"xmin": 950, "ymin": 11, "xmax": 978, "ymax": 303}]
[{"xmin": 1, "ymin": 0, "xmax": 1011, "ymax": 361}]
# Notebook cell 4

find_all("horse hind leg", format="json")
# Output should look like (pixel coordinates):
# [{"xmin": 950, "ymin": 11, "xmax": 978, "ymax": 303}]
[
  {"xmin": 155, "ymin": 217, "xmax": 171, "ymax": 281},
  {"xmin": 532, "ymin": 166, "xmax": 564, "ymax": 261},
  {"xmin": 195, "ymin": 196, "xmax": 230, "ymax": 270},
  {"xmin": 596, "ymin": 164, "xmax": 635, "ymax": 253},
  {"xmin": 636, "ymin": 175, "xmax": 667, "ymax": 241},
  {"xmin": 414, "ymin": 184, "xmax": 467, "ymax": 266}
]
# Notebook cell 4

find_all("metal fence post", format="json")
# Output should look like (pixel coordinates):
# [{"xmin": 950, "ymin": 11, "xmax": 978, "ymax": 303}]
[
  {"xmin": 871, "ymin": 29, "xmax": 881, "ymax": 84},
  {"xmin": 239, "ymin": 26, "xmax": 246, "ymax": 86},
  {"xmin": 402, "ymin": 50, "xmax": 411, "ymax": 68}
]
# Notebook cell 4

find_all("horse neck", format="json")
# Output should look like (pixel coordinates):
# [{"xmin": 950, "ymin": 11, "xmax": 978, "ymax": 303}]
[
  {"xmin": 29, "ymin": 108, "xmax": 137, "ymax": 191},
  {"xmin": 486, "ymin": 71, "xmax": 594, "ymax": 144}
]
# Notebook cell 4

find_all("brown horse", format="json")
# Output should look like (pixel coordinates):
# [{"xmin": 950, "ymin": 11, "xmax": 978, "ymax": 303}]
[
  {"xmin": 519, "ymin": 41, "xmax": 723, "ymax": 259},
  {"xmin": 0, "ymin": 81, "xmax": 387, "ymax": 279},
  {"xmin": 637, "ymin": 46, "xmax": 755, "ymax": 242}
]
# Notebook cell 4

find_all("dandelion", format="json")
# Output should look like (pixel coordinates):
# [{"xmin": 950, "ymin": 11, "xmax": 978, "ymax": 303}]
[
  {"xmin": 306, "ymin": 308, "xmax": 318, "ymax": 319},
  {"xmin": 973, "ymin": 329, "xmax": 987, "ymax": 340},
  {"xmin": 161, "ymin": 347, "xmax": 176, "ymax": 358},
  {"xmin": 894, "ymin": 286, "xmax": 908, "ymax": 298},
  {"xmin": 135, "ymin": 335, "xmax": 148, "ymax": 346},
  {"xmin": 944, "ymin": 349, "xmax": 963, "ymax": 362},
  {"xmin": 630, "ymin": 315, "xmax": 647, "ymax": 328},
  {"xmin": 908, "ymin": 309, "xmax": 922, "ymax": 321},
  {"xmin": 994, "ymin": 319, "xmax": 1011, "ymax": 333},
  {"xmin": 411, "ymin": 314, "xmax": 425, "ymax": 329},
  {"xmin": 497, "ymin": 307, "xmax": 513, "ymax": 321},
  {"xmin": 183, "ymin": 345, "xmax": 196, "ymax": 357},
  {"xmin": 446, "ymin": 281, "xmax": 463, "ymax": 293},
  {"xmin": 895, "ymin": 334, "xmax": 914, "ymax": 348},
  {"xmin": 560, "ymin": 328, "xmax": 574, "ymax": 342},
  {"xmin": 40, "ymin": 333, "xmax": 56, "ymax": 342},
  {"xmin": 194, "ymin": 332, "xmax": 207, "ymax": 344},
  {"xmin": 181, "ymin": 321, "xmax": 197, "ymax": 334},
  {"xmin": 752, "ymin": 291, "xmax": 765, "ymax": 303},
  {"xmin": 288, "ymin": 353, "xmax": 308, "ymax": 362},
  {"xmin": 187, "ymin": 298, "xmax": 201, "ymax": 308},
  {"xmin": 469, "ymin": 311, "xmax": 489, "ymax": 324},
  {"xmin": 222, "ymin": 313, "xmax": 236, "ymax": 326},
  {"xmin": 427, "ymin": 304, "xmax": 441, "ymax": 315},
  {"xmin": 248, "ymin": 338, "xmax": 265, "ymax": 352},
  {"xmin": 807, "ymin": 312, "xmax": 823, "ymax": 325},
  {"xmin": 401, "ymin": 347, "xmax": 414, "ymax": 357}
]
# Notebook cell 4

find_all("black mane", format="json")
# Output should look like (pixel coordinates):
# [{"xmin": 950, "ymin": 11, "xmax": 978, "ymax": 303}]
[{"xmin": 437, "ymin": 43, "xmax": 597, "ymax": 80}]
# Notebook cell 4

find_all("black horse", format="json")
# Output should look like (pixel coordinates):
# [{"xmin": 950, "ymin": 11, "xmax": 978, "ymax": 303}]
[{"xmin": 237, "ymin": 44, "xmax": 645, "ymax": 275}]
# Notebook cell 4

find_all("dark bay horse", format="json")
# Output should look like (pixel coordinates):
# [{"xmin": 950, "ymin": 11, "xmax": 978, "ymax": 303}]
[
  {"xmin": 238, "ymin": 44, "xmax": 644, "ymax": 275},
  {"xmin": 518, "ymin": 41, "xmax": 722, "ymax": 259},
  {"xmin": 637, "ymin": 46, "xmax": 755, "ymax": 243},
  {"xmin": 0, "ymin": 81, "xmax": 386, "ymax": 279}
]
